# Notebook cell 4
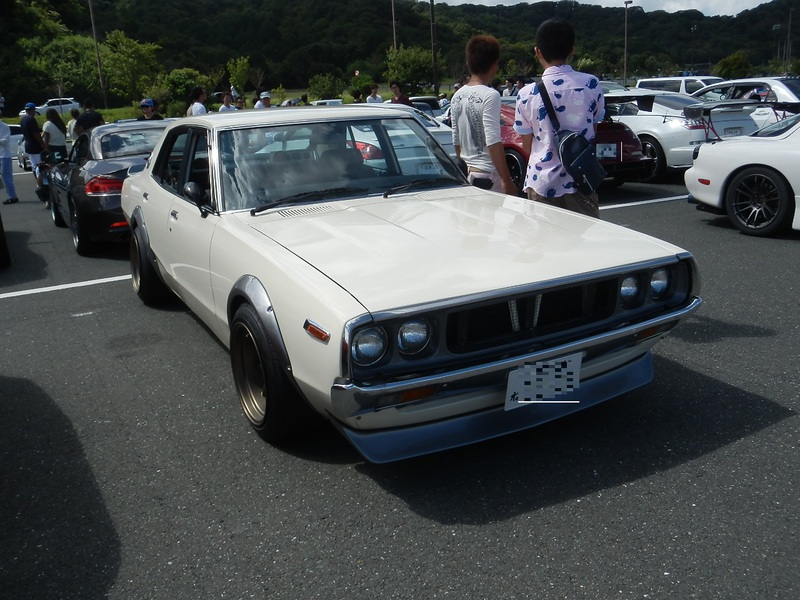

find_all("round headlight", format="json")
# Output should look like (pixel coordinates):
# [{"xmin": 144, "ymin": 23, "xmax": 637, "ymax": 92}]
[
  {"xmin": 397, "ymin": 319, "xmax": 431, "ymax": 355},
  {"xmin": 650, "ymin": 268, "xmax": 670, "ymax": 298},
  {"xmin": 620, "ymin": 275, "xmax": 640, "ymax": 305},
  {"xmin": 351, "ymin": 327, "xmax": 387, "ymax": 366}
]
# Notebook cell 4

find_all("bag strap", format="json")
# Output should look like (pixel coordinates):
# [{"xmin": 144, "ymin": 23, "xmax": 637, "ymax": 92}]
[{"xmin": 538, "ymin": 79, "xmax": 561, "ymax": 132}]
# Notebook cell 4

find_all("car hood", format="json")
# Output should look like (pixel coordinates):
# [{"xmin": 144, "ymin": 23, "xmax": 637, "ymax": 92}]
[{"xmin": 243, "ymin": 186, "xmax": 685, "ymax": 311}]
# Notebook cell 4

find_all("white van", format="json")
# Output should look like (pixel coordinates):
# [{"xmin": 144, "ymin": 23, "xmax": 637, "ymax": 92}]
[{"xmin": 636, "ymin": 76, "xmax": 723, "ymax": 95}]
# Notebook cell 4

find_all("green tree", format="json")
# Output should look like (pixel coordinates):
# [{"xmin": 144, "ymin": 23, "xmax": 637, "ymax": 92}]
[
  {"xmin": 103, "ymin": 30, "xmax": 161, "ymax": 103},
  {"xmin": 713, "ymin": 51, "xmax": 752, "ymax": 79},
  {"xmin": 308, "ymin": 73, "xmax": 345, "ymax": 100},
  {"xmin": 384, "ymin": 45, "xmax": 439, "ymax": 96},
  {"xmin": 349, "ymin": 71, "xmax": 374, "ymax": 99},
  {"xmin": 227, "ymin": 56, "xmax": 250, "ymax": 97},
  {"xmin": 30, "ymin": 35, "xmax": 103, "ymax": 102},
  {"xmin": 158, "ymin": 68, "xmax": 205, "ymax": 116}
]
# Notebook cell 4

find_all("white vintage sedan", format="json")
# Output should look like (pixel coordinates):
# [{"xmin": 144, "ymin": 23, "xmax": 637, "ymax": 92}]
[
  {"xmin": 686, "ymin": 113, "xmax": 800, "ymax": 236},
  {"xmin": 121, "ymin": 106, "xmax": 702, "ymax": 463}
]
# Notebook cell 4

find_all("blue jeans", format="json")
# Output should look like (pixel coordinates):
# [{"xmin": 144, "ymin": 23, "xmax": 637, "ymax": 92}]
[{"xmin": 0, "ymin": 156, "xmax": 16, "ymax": 200}]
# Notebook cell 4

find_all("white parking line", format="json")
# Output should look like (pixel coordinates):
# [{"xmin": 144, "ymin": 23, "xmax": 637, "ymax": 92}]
[
  {"xmin": 0, "ymin": 274, "xmax": 131, "ymax": 300},
  {"xmin": 601, "ymin": 195, "xmax": 687, "ymax": 211}
]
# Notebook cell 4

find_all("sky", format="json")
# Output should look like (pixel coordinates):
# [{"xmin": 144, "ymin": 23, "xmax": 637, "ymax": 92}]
[{"xmin": 438, "ymin": 1, "xmax": 770, "ymax": 18}]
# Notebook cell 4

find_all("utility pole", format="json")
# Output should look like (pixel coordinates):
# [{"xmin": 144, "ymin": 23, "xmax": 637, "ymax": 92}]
[
  {"xmin": 786, "ymin": 8, "xmax": 794, "ymax": 73},
  {"xmin": 430, "ymin": 0, "xmax": 438, "ymax": 96},
  {"xmin": 87, "ymin": 0, "xmax": 108, "ymax": 108},
  {"xmin": 623, "ymin": 1, "xmax": 632, "ymax": 85},
  {"xmin": 391, "ymin": 0, "xmax": 397, "ymax": 50}
]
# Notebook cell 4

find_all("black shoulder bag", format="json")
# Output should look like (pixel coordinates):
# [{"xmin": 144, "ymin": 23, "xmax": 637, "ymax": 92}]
[{"xmin": 538, "ymin": 80, "xmax": 606, "ymax": 195}]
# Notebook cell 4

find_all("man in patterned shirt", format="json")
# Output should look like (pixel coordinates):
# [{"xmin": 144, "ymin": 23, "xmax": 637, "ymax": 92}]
[
  {"xmin": 450, "ymin": 35, "xmax": 517, "ymax": 196},
  {"xmin": 514, "ymin": 18, "xmax": 605, "ymax": 217}
]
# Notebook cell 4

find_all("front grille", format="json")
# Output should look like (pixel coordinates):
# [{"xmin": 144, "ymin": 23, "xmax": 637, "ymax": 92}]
[{"xmin": 446, "ymin": 279, "xmax": 617, "ymax": 354}]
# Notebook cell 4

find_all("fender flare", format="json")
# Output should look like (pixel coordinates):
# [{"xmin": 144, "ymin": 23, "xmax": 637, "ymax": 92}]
[
  {"xmin": 128, "ymin": 206, "xmax": 159, "ymax": 271},
  {"xmin": 227, "ymin": 275, "xmax": 293, "ymax": 377}
]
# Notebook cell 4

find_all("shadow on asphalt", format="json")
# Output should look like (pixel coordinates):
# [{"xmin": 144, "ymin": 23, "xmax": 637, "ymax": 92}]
[
  {"xmin": 0, "ymin": 376, "xmax": 120, "ymax": 598},
  {"xmin": 347, "ymin": 355, "xmax": 793, "ymax": 524}
]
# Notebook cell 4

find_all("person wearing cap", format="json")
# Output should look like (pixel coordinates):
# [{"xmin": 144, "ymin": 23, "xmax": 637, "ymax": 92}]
[
  {"xmin": 137, "ymin": 98, "xmax": 163, "ymax": 120},
  {"xmin": 254, "ymin": 91, "xmax": 272, "ymax": 109},
  {"xmin": 20, "ymin": 102, "xmax": 45, "ymax": 185}
]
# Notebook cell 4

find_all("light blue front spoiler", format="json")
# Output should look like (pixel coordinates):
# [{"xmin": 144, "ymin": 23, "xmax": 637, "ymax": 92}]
[{"xmin": 332, "ymin": 351, "xmax": 653, "ymax": 464}]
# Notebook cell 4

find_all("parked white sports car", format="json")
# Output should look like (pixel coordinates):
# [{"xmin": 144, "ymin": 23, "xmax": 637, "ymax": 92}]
[
  {"xmin": 686, "ymin": 113, "xmax": 800, "ymax": 236},
  {"xmin": 605, "ymin": 89, "xmax": 763, "ymax": 180},
  {"xmin": 121, "ymin": 106, "xmax": 701, "ymax": 463}
]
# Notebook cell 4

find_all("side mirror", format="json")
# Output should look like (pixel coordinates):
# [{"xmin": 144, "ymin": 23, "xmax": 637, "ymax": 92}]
[
  {"xmin": 182, "ymin": 181, "xmax": 205, "ymax": 205},
  {"xmin": 471, "ymin": 177, "xmax": 494, "ymax": 190}
]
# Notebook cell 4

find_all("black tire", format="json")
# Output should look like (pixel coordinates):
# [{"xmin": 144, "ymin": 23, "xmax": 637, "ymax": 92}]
[
  {"xmin": 230, "ymin": 303, "xmax": 309, "ymax": 443},
  {"xmin": 505, "ymin": 148, "xmax": 526, "ymax": 196},
  {"xmin": 50, "ymin": 188, "xmax": 67, "ymax": 228},
  {"xmin": 602, "ymin": 177, "xmax": 625, "ymax": 189},
  {"xmin": 725, "ymin": 167, "xmax": 793, "ymax": 236},
  {"xmin": 639, "ymin": 135, "xmax": 666, "ymax": 182},
  {"xmin": 130, "ymin": 226, "xmax": 167, "ymax": 304},
  {"xmin": 69, "ymin": 201, "xmax": 93, "ymax": 256}
]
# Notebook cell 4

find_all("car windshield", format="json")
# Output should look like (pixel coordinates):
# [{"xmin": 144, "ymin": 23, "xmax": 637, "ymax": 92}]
[
  {"xmin": 218, "ymin": 117, "xmax": 463, "ymax": 212},
  {"xmin": 101, "ymin": 129, "xmax": 166, "ymax": 159},
  {"xmin": 751, "ymin": 113, "xmax": 800, "ymax": 137}
]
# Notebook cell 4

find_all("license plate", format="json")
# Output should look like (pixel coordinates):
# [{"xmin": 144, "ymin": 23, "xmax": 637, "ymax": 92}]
[
  {"xmin": 417, "ymin": 162, "xmax": 441, "ymax": 175},
  {"xmin": 724, "ymin": 127, "xmax": 742, "ymax": 136},
  {"xmin": 596, "ymin": 143, "xmax": 617, "ymax": 159},
  {"xmin": 504, "ymin": 352, "xmax": 582, "ymax": 411}
]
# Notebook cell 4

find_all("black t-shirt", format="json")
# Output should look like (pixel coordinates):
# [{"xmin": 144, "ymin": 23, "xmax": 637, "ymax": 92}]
[
  {"xmin": 75, "ymin": 110, "xmax": 104, "ymax": 132},
  {"xmin": 136, "ymin": 113, "xmax": 164, "ymax": 121},
  {"xmin": 20, "ymin": 114, "xmax": 44, "ymax": 153}
]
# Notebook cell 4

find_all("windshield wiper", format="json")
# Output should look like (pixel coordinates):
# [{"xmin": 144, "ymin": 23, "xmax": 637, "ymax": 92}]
[
  {"xmin": 250, "ymin": 187, "xmax": 368, "ymax": 215},
  {"xmin": 383, "ymin": 178, "xmax": 461, "ymax": 198}
]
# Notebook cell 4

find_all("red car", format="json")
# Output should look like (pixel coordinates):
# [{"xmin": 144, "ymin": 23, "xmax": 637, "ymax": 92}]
[{"xmin": 499, "ymin": 100, "xmax": 652, "ymax": 195}]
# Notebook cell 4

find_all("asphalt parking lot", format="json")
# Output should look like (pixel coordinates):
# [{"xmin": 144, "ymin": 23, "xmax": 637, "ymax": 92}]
[{"xmin": 1, "ymin": 163, "xmax": 798, "ymax": 599}]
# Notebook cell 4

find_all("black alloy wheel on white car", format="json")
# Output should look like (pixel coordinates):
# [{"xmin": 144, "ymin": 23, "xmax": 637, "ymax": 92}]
[
  {"xmin": 639, "ymin": 135, "xmax": 666, "ymax": 181},
  {"xmin": 725, "ymin": 166, "xmax": 793, "ymax": 236}
]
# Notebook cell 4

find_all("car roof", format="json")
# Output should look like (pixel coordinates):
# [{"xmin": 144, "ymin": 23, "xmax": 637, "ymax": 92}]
[
  {"xmin": 176, "ymin": 106, "xmax": 420, "ymax": 129},
  {"xmin": 87, "ymin": 119, "xmax": 175, "ymax": 138},
  {"xmin": 637, "ymin": 76, "xmax": 722, "ymax": 82}
]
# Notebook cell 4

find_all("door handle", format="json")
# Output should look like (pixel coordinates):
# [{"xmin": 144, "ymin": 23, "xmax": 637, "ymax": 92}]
[{"xmin": 170, "ymin": 210, "xmax": 179, "ymax": 220}]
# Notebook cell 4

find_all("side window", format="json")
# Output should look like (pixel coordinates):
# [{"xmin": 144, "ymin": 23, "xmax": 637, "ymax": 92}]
[
  {"xmin": 686, "ymin": 80, "xmax": 703, "ymax": 94},
  {"xmin": 185, "ymin": 131, "xmax": 210, "ymax": 202},
  {"xmin": 153, "ymin": 131, "xmax": 189, "ymax": 194},
  {"xmin": 697, "ymin": 86, "xmax": 727, "ymax": 102},
  {"xmin": 70, "ymin": 135, "xmax": 91, "ymax": 163}
]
